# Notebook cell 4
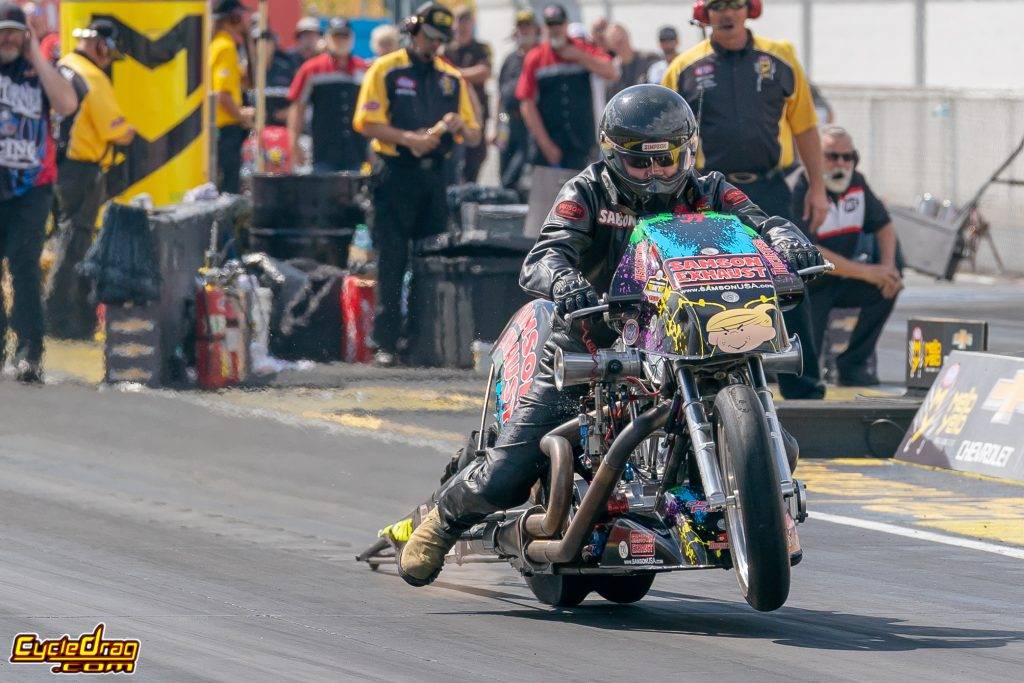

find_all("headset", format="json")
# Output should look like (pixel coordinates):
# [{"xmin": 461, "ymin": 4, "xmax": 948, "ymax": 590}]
[{"xmin": 692, "ymin": 0, "xmax": 763, "ymax": 26}]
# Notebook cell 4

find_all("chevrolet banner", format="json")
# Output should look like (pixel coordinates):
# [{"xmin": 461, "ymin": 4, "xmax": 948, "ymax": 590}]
[
  {"xmin": 61, "ymin": 1, "xmax": 209, "ymax": 207},
  {"xmin": 898, "ymin": 350, "xmax": 1024, "ymax": 482}
]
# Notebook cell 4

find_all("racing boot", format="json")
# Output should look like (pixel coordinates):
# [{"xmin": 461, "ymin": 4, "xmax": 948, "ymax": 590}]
[
  {"xmin": 782, "ymin": 428, "xmax": 799, "ymax": 473},
  {"xmin": 397, "ymin": 507, "xmax": 460, "ymax": 587}
]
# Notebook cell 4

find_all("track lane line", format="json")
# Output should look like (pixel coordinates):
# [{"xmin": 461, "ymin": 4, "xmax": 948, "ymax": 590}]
[{"xmin": 809, "ymin": 511, "xmax": 1024, "ymax": 560}]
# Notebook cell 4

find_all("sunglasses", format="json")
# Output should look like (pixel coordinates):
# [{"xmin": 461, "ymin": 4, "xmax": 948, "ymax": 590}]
[
  {"xmin": 707, "ymin": 0, "xmax": 749, "ymax": 11},
  {"xmin": 824, "ymin": 151, "xmax": 856, "ymax": 162},
  {"xmin": 624, "ymin": 154, "xmax": 680, "ymax": 170}
]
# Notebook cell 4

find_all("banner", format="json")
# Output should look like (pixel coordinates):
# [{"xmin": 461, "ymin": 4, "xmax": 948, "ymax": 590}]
[
  {"xmin": 906, "ymin": 318, "xmax": 988, "ymax": 391},
  {"xmin": 898, "ymin": 350, "xmax": 1024, "ymax": 482},
  {"xmin": 61, "ymin": 1, "xmax": 209, "ymax": 207}
]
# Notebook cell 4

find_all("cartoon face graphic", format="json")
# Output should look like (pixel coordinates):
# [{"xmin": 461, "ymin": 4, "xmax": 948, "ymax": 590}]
[{"xmin": 705, "ymin": 303, "xmax": 777, "ymax": 354}]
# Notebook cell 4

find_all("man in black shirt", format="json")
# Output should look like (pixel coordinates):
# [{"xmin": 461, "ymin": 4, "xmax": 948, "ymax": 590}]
[
  {"xmin": 444, "ymin": 6, "xmax": 492, "ymax": 183},
  {"xmin": 495, "ymin": 9, "xmax": 539, "ymax": 189},
  {"xmin": 604, "ymin": 23, "xmax": 659, "ymax": 100},
  {"xmin": 791, "ymin": 126, "xmax": 902, "ymax": 386}
]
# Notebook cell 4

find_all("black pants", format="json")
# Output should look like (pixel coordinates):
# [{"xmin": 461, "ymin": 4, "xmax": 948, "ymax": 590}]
[
  {"xmin": 436, "ymin": 327, "xmax": 588, "ymax": 534},
  {"xmin": 734, "ymin": 174, "xmax": 824, "ymax": 399},
  {"xmin": 46, "ymin": 159, "xmax": 105, "ymax": 339},
  {"xmin": 217, "ymin": 124, "xmax": 247, "ymax": 194},
  {"xmin": 499, "ymin": 119, "xmax": 531, "ymax": 190},
  {"xmin": 0, "ymin": 185, "xmax": 52, "ymax": 364},
  {"xmin": 370, "ymin": 159, "xmax": 449, "ymax": 354},
  {"xmin": 461, "ymin": 139, "xmax": 487, "ymax": 185},
  {"xmin": 808, "ymin": 276, "xmax": 896, "ymax": 377}
]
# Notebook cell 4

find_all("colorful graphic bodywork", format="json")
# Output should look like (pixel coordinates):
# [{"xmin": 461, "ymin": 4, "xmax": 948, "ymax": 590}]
[
  {"xmin": 490, "ymin": 300, "xmax": 554, "ymax": 427},
  {"xmin": 609, "ymin": 212, "xmax": 790, "ymax": 359}
]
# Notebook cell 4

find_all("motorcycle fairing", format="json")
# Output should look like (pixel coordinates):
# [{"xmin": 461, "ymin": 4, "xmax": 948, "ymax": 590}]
[
  {"xmin": 489, "ymin": 300, "xmax": 555, "ymax": 427},
  {"xmin": 610, "ymin": 212, "xmax": 789, "ymax": 359}
]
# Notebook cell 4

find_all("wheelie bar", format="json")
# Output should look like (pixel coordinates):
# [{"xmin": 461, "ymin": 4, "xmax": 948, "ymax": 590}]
[
  {"xmin": 747, "ymin": 357, "xmax": 795, "ymax": 497},
  {"xmin": 676, "ymin": 366, "xmax": 728, "ymax": 510}
]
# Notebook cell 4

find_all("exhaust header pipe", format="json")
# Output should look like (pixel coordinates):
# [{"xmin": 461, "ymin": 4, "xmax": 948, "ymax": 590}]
[
  {"xmin": 553, "ymin": 347, "xmax": 644, "ymax": 390},
  {"xmin": 761, "ymin": 335, "xmax": 802, "ymax": 377}
]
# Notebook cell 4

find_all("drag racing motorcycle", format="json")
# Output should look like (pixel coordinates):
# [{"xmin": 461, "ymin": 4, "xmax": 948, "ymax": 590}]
[{"xmin": 358, "ymin": 212, "xmax": 831, "ymax": 611}]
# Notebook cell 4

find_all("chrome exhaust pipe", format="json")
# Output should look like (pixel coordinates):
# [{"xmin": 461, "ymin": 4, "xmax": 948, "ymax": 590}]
[
  {"xmin": 553, "ymin": 347, "xmax": 644, "ymax": 390},
  {"xmin": 525, "ymin": 403, "xmax": 671, "ymax": 565},
  {"xmin": 523, "ymin": 435, "xmax": 574, "ymax": 538},
  {"xmin": 761, "ymin": 335, "xmax": 803, "ymax": 376}
]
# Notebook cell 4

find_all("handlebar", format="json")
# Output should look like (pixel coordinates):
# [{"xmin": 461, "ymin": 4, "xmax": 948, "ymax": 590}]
[
  {"xmin": 796, "ymin": 261, "xmax": 835, "ymax": 278},
  {"xmin": 563, "ymin": 303, "xmax": 610, "ymax": 325}
]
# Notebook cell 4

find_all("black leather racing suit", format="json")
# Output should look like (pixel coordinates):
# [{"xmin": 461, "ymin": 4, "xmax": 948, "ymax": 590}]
[{"xmin": 434, "ymin": 161, "xmax": 813, "ymax": 535}]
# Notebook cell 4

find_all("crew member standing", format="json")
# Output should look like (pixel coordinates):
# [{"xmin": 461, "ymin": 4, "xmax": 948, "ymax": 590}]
[
  {"xmin": 443, "ymin": 6, "xmax": 491, "ymax": 184},
  {"xmin": 209, "ymin": 0, "xmax": 253, "ymax": 194},
  {"xmin": 0, "ymin": 2, "xmax": 77, "ymax": 382},
  {"xmin": 662, "ymin": 0, "xmax": 829, "ymax": 399},
  {"xmin": 353, "ymin": 2, "xmax": 480, "ymax": 367},
  {"xmin": 46, "ymin": 19, "xmax": 134, "ymax": 340},
  {"xmin": 516, "ymin": 4, "xmax": 617, "ymax": 171},
  {"xmin": 287, "ymin": 18, "xmax": 368, "ymax": 172},
  {"xmin": 495, "ymin": 9, "xmax": 539, "ymax": 189}
]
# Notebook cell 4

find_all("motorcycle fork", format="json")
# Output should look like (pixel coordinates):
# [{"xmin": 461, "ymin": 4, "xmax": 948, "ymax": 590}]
[
  {"xmin": 675, "ymin": 366, "xmax": 728, "ymax": 510},
  {"xmin": 746, "ymin": 356, "xmax": 795, "ymax": 498}
]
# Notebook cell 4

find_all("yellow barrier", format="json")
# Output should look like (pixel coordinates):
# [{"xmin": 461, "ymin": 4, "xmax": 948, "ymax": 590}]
[{"xmin": 61, "ymin": 1, "xmax": 209, "ymax": 207}]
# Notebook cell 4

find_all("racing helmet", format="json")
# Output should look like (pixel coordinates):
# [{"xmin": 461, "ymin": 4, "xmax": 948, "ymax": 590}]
[{"xmin": 599, "ymin": 85, "xmax": 698, "ymax": 204}]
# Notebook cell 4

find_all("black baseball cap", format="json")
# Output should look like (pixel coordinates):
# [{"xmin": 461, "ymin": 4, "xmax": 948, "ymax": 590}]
[
  {"xmin": 0, "ymin": 2, "xmax": 27, "ymax": 31},
  {"xmin": 72, "ymin": 18, "xmax": 123, "ymax": 56},
  {"xmin": 327, "ymin": 17, "xmax": 352, "ymax": 36},
  {"xmin": 542, "ymin": 4, "xmax": 568, "ymax": 26},
  {"xmin": 658, "ymin": 26, "xmax": 678, "ymax": 41},
  {"xmin": 213, "ymin": 0, "xmax": 247, "ymax": 18},
  {"xmin": 414, "ymin": 2, "xmax": 454, "ymax": 41}
]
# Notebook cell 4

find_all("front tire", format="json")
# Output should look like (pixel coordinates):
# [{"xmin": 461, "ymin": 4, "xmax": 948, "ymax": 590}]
[
  {"xmin": 715, "ymin": 384, "xmax": 790, "ymax": 612},
  {"xmin": 593, "ymin": 573, "xmax": 656, "ymax": 604}
]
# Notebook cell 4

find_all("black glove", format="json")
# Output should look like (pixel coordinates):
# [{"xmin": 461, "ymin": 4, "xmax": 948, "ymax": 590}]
[
  {"xmin": 552, "ymin": 273, "xmax": 599, "ymax": 317},
  {"xmin": 765, "ymin": 225, "xmax": 825, "ymax": 279}
]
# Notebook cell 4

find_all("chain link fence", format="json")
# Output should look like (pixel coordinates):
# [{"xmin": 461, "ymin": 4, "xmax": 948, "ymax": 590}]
[{"xmin": 821, "ymin": 86, "xmax": 1024, "ymax": 275}]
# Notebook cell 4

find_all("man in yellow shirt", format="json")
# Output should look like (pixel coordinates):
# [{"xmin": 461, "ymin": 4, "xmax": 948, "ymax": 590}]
[
  {"xmin": 353, "ymin": 2, "xmax": 480, "ymax": 367},
  {"xmin": 46, "ymin": 19, "xmax": 134, "ymax": 340},
  {"xmin": 209, "ymin": 0, "xmax": 252, "ymax": 194}
]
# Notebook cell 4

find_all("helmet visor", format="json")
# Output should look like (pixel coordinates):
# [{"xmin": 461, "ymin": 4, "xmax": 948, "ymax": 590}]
[{"xmin": 605, "ymin": 138, "xmax": 694, "ymax": 177}]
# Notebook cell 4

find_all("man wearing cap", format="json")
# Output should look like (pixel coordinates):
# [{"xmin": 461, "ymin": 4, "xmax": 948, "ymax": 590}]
[
  {"xmin": 516, "ymin": 3, "xmax": 617, "ymax": 171},
  {"xmin": 662, "ymin": 0, "xmax": 828, "ymax": 399},
  {"xmin": 289, "ymin": 16, "xmax": 322, "ymax": 67},
  {"xmin": 44, "ymin": 19, "xmax": 135, "ymax": 340},
  {"xmin": 443, "ymin": 6, "xmax": 491, "ymax": 184},
  {"xmin": 287, "ymin": 18, "xmax": 368, "ymax": 172},
  {"xmin": 647, "ymin": 26, "xmax": 679, "ymax": 84},
  {"xmin": 495, "ymin": 9, "xmax": 539, "ymax": 189},
  {"xmin": 210, "ymin": 0, "xmax": 253, "ymax": 194},
  {"xmin": 0, "ymin": 1, "xmax": 77, "ymax": 382},
  {"xmin": 353, "ymin": 2, "xmax": 481, "ymax": 367}
]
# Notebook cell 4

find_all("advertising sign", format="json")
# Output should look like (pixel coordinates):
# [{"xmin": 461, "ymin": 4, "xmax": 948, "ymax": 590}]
[{"xmin": 906, "ymin": 318, "xmax": 988, "ymax": 391}]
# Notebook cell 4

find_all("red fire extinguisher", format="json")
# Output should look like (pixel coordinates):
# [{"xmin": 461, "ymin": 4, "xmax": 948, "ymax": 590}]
[
  {"xmin": 341, "ymin": 275, "xmax": 375, "ymax": 363},
  {"xmin": 196, "ymin": 284, "xmax": 231, "ymax": 389}
]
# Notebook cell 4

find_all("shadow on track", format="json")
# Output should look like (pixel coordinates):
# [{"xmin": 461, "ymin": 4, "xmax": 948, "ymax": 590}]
[{"xmin": 423, "ymin": 583, "xmax": 1023, "ymax": 652}]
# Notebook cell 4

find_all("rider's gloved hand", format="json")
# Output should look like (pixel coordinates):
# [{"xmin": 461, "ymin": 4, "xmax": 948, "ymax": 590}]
[
  {"xmin": 765, "ymin": 225, "xmax": 826, "ymax": 280},
  {"xmin": 552, "ymin": 273, "xmax": 599, "ymax": 317}
]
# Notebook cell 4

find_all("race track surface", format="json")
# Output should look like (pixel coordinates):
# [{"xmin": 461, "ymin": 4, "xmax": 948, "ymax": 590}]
[{"xmin": 1, "ymin": 381, "xmax": 1022, "ymax": 681}]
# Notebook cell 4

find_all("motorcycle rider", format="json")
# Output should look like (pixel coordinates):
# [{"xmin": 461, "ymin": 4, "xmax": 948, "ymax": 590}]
[{"xmin": 398, "ymin": 84, "xmax": 823, "ymax": 587}]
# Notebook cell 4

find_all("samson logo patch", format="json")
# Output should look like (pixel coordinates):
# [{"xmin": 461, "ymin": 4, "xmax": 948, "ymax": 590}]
[
  {"xmin": 554, "ymin": 200, "xmax": 586, "ymax": 221},
  {"xmin": 723, "ymin": 188, "xmax": 749, "ymax": 205},
  {"xmin": 597, "ymin": 209, "xmax": 636, "ymax": 228}
]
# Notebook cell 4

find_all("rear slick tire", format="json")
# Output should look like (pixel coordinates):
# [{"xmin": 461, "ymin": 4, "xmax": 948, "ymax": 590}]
[
  {"xmin": 593, "ymin": 573, "xmax": 656, "ymax": 604},
  {"xmin": 715, "ymin": 384, "xmax": 790, "ymax": 612},
  {"xmin": 525, "ymin": 574, "xmax": 591, "ymax": 607}
]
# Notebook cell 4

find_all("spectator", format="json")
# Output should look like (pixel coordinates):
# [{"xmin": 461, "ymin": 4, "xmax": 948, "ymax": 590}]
[
  {"xmin": 290, "ymin": 16, "xmax": 321, "ymax": 65},
  {"xmin": 46, "ymin": 19, "xmax": 135, "ymax": 341},
  {"xmin": 370, "ymin": 23, "xmax": 400, "ymax": 58},
  {"xmin": 353, "ymin": 2, "xmax": 480, "ymax": 367},
  {"xmin": 604, "ymin": 23, "xmax": 659, "ymax": 99},
  {"xmin": 287, "ymin": 18, "xmax": 368, "ymax": 172},
  {"xmin": 209, "ymin": 0, "xmax": 253, "ymax": 194},
  {"xmin": 444, "ymin": 6, "xmax": 492, "ymax": 184},
  {"xmin": 662, "ymin": 0, "xmax": 829, "ymax": 399},
  {"xmin": 0, "ymin": 1, "xmax": 76, "ymax": 382},
  {"xmin": 647, "ymin": 26, "xmax": 679, "ymax": 84},
  {"xmin": 495, "ymin": 9, "xmax": 539, "ymax": 189},
  {"xmin": 792, "ymin": 126, "xmax": 902, "ymax": 387},
  {"xmin": 250, "ymin": 29, "xmax": 299, "ymax": 125},
  {"xmin": 516, "ymin": 3, "xmax": 617, "ymax": 171}
]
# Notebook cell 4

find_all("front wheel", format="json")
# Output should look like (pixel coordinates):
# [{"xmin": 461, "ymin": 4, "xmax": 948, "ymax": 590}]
[{"xmin": 715, "ymin": 384, "xmax": 790, "ymax": 612}]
